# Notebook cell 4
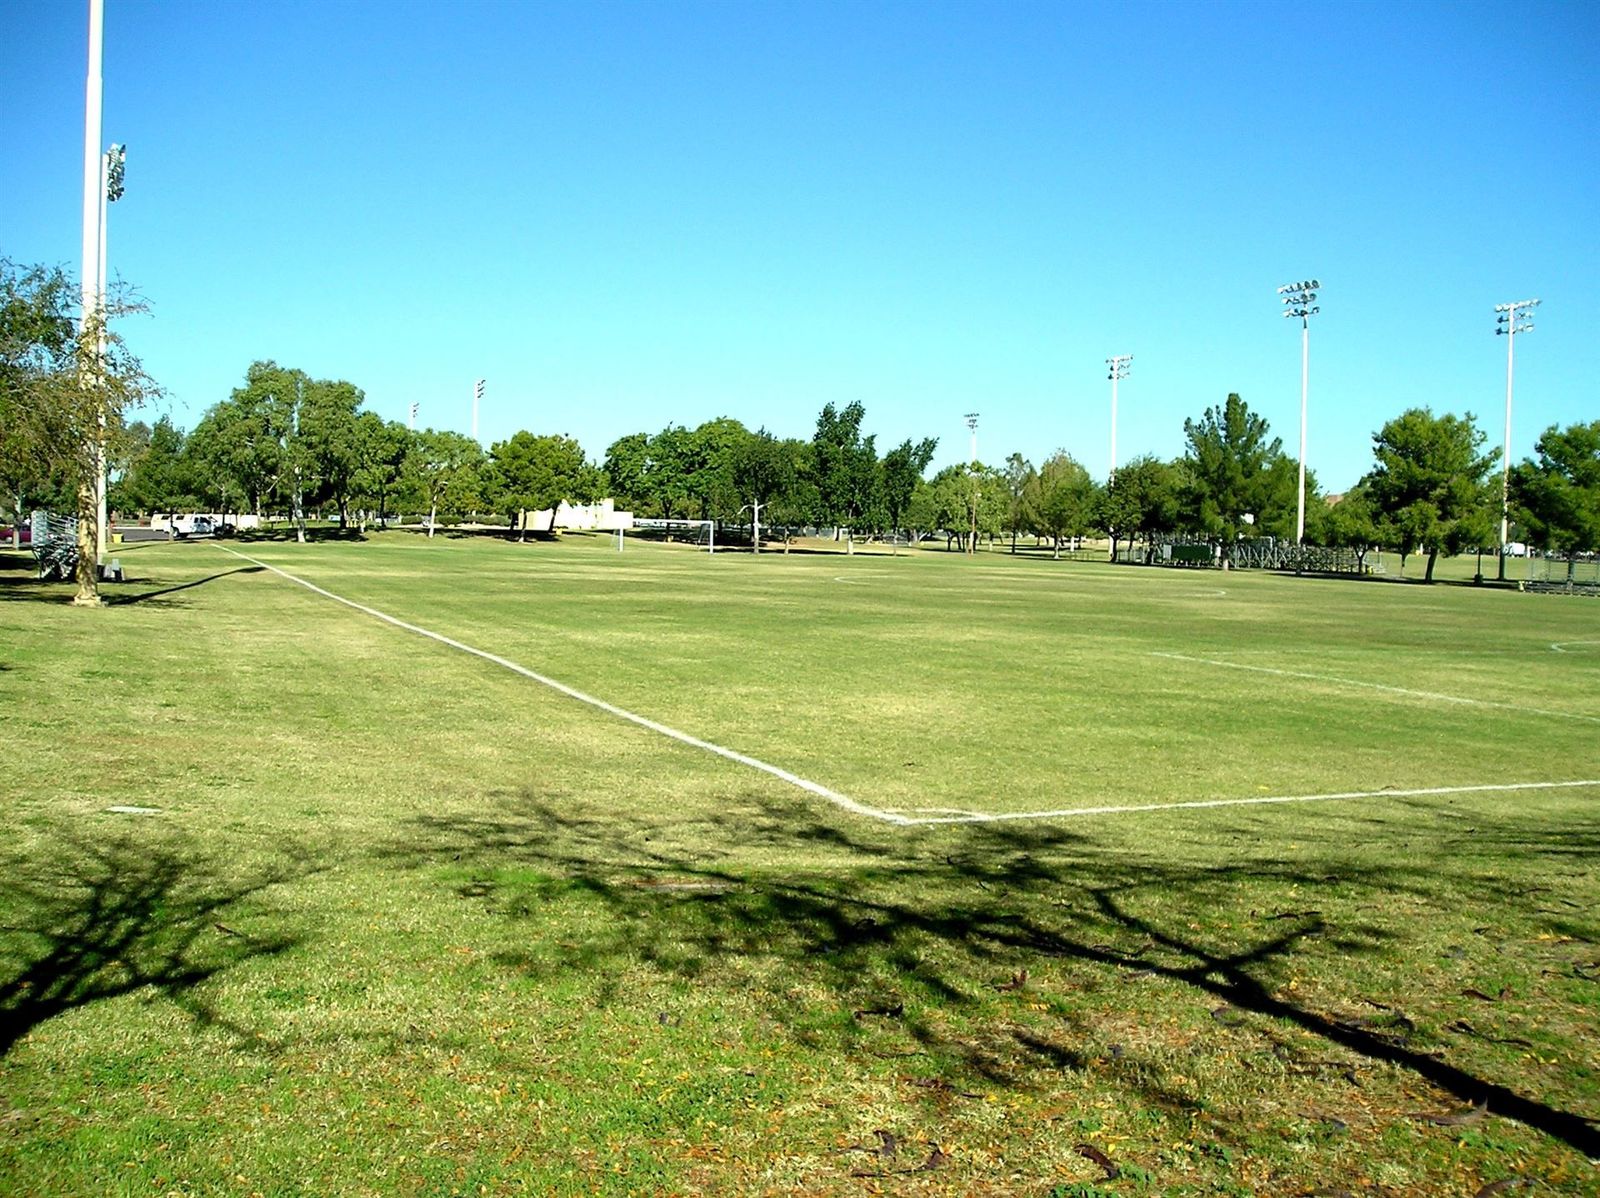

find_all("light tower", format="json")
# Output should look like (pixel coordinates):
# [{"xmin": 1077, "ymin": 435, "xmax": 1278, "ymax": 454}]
[
  {"xmin": 473, "ymin": 378, "xmax": 485, "ymax": 443},
  {"xmin": 964, "ymin": 412, "xmax": 979, "ymax": 464},
  {"xmin": 1106, "ymin": 354, "xmax": 1132, "ymax": 483},
  {"xmin": 94, "ymin": 141, "xmax": 125, "ymax": 566},
  {"xmin": 1277, "ymin": 278, "xmax": 1321, "ymax": 544},
  {"xmin": 1494, "ymin": 298, "xmax": 1539, "ymax": 581}
]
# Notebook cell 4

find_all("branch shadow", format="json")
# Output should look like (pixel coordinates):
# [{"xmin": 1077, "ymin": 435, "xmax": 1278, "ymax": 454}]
[
  {"xmin": 380, "ymin": 791, "xmax": 1600, "ymax": 1161},
  {"xmin": 0, "ymin": 832, "xmax": 308, "ymax": 1058}
]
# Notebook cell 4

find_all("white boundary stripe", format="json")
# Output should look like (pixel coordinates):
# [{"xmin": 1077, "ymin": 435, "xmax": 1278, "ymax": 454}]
[
  {"xmin": 893, "ymin": 779, "xmax": 1600, "ymax": 825},
  {"xmin": 218, "ymin": 547, "xmax": 910, "ymax": 826},
  {"xmin": 1154, "ymin": 651, "xmax": 1600, "ymax": 725},
  {"xmin": 1552, "ymin": 640, "xmax": 1600, "ymax": 653}
]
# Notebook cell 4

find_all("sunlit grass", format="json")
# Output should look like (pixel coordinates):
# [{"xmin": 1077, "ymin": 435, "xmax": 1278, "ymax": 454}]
[{"xmin": 2, "ymin": 535, "xmax": 1596, "ymax": 1196}]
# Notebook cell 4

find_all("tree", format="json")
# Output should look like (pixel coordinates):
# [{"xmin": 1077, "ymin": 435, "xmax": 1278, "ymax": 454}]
[
  {"xmin": 1362, "ymin": 407, "xmax": 1496, "ymax": 583},
  {"xmin": 602, "ymin": 432, "xmax": 652, "ymax": 511},
  {"xmin": 298, "ymin": 379, "xmax": 365, "ymax": 526},
  {"xmin": 1099, "ymin": 455, "xmax": 1179, "ymax": 563},
  {"xmin": 488, "ymin": 431, "xmax": 589, "ymax": 539},
  {"xmin": 1181, "ymin": 393, "xmax": 1299, "ymax": 562},
  {"xmin": 1002, "ymin": 453, "xmax": 1035, "ymax": 553},
  {"xmin": 411, "ymin": 429, "xmax": 485, "ymax": 536},
  {"xmin": 682, "ymin": 417, "xmax": 748, "ymax": 522},
  {"xmin": 811, "ymin": 401, "xmax": 878, "ymax": 540},
  {"xmin": 1315, "ymin": 485, "xmax": 1380, "ymax": 572},
  {"xmin": 1511, "ymin": 420, "xmax": 1600, "ymax": 581},
  {"xmin": 732, "ymin": 427, "xmax": 797, "ymax": 549},
  {"xmin": 350, "ymin": 413, "xmax": 410, "ymax": 528},
  {"xmin": 0, "ymin": 259, "xmax": 156, "ymax": 601},
  {"xmin": 115, "ymin": 415, "xmax": 196, "ymax": 531},
  {"xmin": 1027, "ymin": 452, "xmax": 1098, "ymax": 558},
  {"xmin": 879, "ymin": 437, "xmax": 937, "ymax": 551}
]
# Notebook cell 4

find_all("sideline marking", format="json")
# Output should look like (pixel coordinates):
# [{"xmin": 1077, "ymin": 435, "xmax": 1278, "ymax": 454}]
[
  {"xmin": 218, "ymin": 547, "xmax": 910, "ymax": 826},
  {"xmin": 1154, "ymin": 651, "xmax": 1600, "ymax": 725},
  {"xmin": 897, "ymin": 779, "xmax": 1600, "ymax": 825}
]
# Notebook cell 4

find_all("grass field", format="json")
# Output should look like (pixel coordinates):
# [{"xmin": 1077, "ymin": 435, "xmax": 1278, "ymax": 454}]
[{"xmin": 2, "ymin": 533, "xmax": 1597, "ymax": 1196}]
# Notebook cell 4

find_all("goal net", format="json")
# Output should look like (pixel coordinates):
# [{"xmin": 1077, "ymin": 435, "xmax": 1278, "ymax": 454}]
[{"xmin": 629, "ymin": 518, "xmax": 716, "ymax": 553}]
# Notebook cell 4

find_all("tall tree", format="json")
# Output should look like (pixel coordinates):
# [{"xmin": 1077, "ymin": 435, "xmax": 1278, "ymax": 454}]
[
  {"xmin": 732, "ymin": 427, "xmax": 797, "ymax": 548},
  {"xmin": 1027, "ymin": 452, "xmax": 1099, "ymax": 558},
  {"xmin": 488, "ymin": 431, "xmax": 589, "ymax": 539},
  {"xmin": 350, "ymin": 413, "xmax": 410, "ymax": 528},
  {"xmin": 411, "ymin": 429, "xmax": 485, "ymax": 536},
  {"xmin": 0, "ymin": 259, "xmax": 156, "ymax": 599},
  {"xmin": 602, "ymin": 432, "xmax": 652, "ymax": 511},
  {"xmin": 1363, "ymin": 407, "xmax": 1496, "ymax": 583},
  {"xmin": 115, "ymin": 415, "xmax": 196, "ymax": 531},
  {"xmin": 1511, "ymin": 420, "xmax": 1600, "ymax": 581},
  {"xmin": 1181, "ymin": 393, "xmax": 1298, "ymax": 562},
  {"xmin": 879, "ymin": 437, "xmax": 938, "ymax": 550},
  {"xmin": 811, "ymin": 401, "xmax": 878, "ymax": 540},
  {"xmin": 1100, "ymin": 454, "xmax": 1182, "ymax": 562},
  {"xmin": 1002, "ymin": 453, "xmax": 1035, "ymax": 553}
]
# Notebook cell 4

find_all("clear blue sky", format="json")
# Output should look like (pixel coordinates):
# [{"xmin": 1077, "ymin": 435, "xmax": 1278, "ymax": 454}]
[{"xmin": 4, "ymin": 0, "xmax": 1596, "ymax": 491}]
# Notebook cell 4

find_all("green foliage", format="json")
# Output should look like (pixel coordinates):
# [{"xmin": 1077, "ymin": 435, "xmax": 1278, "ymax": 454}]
[
  {"xmin": 1027, "ymin": 451, "xmax": 1098, "ymax": 553},
  {"xmin": 1362, "ymin": 407, "xmax": 1496, "ymax": 582},
  {"xmin": 1101, "ymin": 454, "xmax": 1182, "ymax": 557},
  {"xmin": 1181, "ymin": 394, "xmax": 1298, "ymax": 550},
  {"xmin": 878, "ymin": 436, "xmax": 937, "ymax": 535},
  {"xmin": 410, "ymin": 428, "xmax": 485, "ymax": 528},
  {"xmin": 488, "ymin": 430, "xmax": 589, "ymax": 535},
  {"xmin": 1511, "ymin": 420, "xmax": 1600, "ymax": 559},
  {"xmin": 810, "ymin": 401, "xmax": 877, "ymax": 530}
]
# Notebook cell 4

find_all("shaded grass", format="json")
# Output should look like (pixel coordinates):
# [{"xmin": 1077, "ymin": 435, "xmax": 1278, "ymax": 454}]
[{"xmin": 1, "ymin": 535, "xmax": 1596, "ymax": 1195}]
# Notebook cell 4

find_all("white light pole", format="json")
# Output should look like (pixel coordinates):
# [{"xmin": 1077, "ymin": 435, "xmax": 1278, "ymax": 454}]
[
  {"xmin": 964, "ymin": 412, "xmax": 979, "ymax": 464},
  {"xmin": 1277, "ymin": 278, "xmax": 1321, "ymax": 544},
  {"xmin": 94, "ymin": 141, "xmax": 125, "ymax": 565},
  {"xmin": 1106, "ymin": 354, "xmax": 1132, "ymax": 483},
  {"xmin": 75, "ymin": 0, "xmax": 105, "ymax": 599},
  {"xmin": 473, "ymin": 378, "xmax": 485, "ymax": 443},
  {"xmin": 1494, "ymin": 298, "xmax": 1539, "ymax": 581},
  {"xmin": 963, "ymin": 413, "xmax": 980, "ymax": 555}
]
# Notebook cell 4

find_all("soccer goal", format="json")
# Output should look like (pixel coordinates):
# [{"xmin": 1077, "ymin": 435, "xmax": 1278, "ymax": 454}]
[{"xmin": 629, "ymin": 518, "xmax": 716, "ymax": 552}]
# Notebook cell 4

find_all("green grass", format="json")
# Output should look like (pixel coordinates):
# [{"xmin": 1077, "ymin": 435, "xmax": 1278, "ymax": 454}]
[{"xmin": 2, "ymin": 533, "xmax": 1597, "ymax": 1196}]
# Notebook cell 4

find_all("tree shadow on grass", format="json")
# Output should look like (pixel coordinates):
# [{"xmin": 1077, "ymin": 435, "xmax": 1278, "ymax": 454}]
[
  {"xmin": 382, "ymin": 792, "xmax": 1600, "ymax": 1163},
  {"xmin": 103, "ymin": 565, "xmax": 264, "ymax": 606},
  {"xmin": 0, "ymin": 833, "xmax": 308, "ymax": 1058}
]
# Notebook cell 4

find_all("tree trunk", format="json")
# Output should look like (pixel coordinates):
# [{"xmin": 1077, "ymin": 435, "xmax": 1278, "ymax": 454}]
[
  {"xmin": 72, "ymin": 480, "xmax": 100, "ymax": 606},
  {"xmin": 1424, "ymin": 548, "xmax": 1438, "ymax": 583},
  {"xmin": 428, "ymin": 500, "xmax": 437, "ymax": 538}
]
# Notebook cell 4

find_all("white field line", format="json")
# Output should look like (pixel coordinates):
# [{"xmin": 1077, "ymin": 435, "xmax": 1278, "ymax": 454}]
[
  {"xmin": 1153, "ymin": 651, "xmax": 1600, "ymax": 725},
  {"xmin": 218, "ymin": 547, "xmax": 910, "ymax": 826},
  {"xmin": 892, "ymin": 779, "xmax": 1600, "ymax": 825},
  {"xmin": 1551, "ymin": 640, "xmax": 1600, "ymax": 653}
]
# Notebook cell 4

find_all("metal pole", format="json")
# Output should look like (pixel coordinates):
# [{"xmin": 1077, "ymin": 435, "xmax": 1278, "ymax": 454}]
[
  {"xmin": 1498, "ymin": 321, "xmax": 1513, "ymax": 579},
  {"xmin": 78, "ymin": 0, "xmax": 105, "ymax": 590},
  {"xmin": 95, "ymin": 147, "xmax": 110, "ymax": 564},
  {"xmin": 1110, "ymin": 371, "xmax": 1118, "ymax": 482},
  {"xmin": 1296, "ymin": 316, "xmax": 1308, "ymax": 545}
]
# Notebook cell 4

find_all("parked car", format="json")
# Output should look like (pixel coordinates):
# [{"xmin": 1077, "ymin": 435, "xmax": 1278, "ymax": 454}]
[{"xmin": 176, "ymin": 515, "xmax": 214, "ymax": 539}]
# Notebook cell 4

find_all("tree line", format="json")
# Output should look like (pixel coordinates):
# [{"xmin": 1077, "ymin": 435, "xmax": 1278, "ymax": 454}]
[{"xmin": 5, "ymin": 257, "xmax": 1596, "ymax": 588}]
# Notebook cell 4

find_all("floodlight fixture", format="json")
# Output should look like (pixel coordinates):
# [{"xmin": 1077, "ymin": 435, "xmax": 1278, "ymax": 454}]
[
  {"xmin": 964, "ymin": 412, "xmax": 979, "ymax": 464},
  {"xmin": 105, "ymin": 143, "xmax": 125, "ymax": 202},
  {"xmin": 1493, "ymin": 297, "xmax": 1540, "ymax": 579},
  {"xmin": 1278, "ymin": 276, "xmax": 1321, "ymax": 544}
]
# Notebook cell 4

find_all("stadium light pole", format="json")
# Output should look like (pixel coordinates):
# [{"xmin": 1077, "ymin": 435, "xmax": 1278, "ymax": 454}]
[
  {"xmin": 1106, "ymin": 354, "xmax": 1131, "ymax": 484},
  {"xmin": 1277, "ymin": 278, "xmax": 1320, "ymax": 544},
  {"xmin": 94, "ymin": 141, "xmax": 125, "ymax": 566},
  {"xmin": 1494, "ymin": 298, "xmax": 1539, "ymax": 581},
  {"xmin": 75, "ymin": 0, "xmax": 106, "ymax": 600},
  {"xmin": 472, "ymin": 378, "xmax": 485, "ymax": 443},
  {"xmin": 963, "ymin": 413, "xmax": 980, "ymax": 555}
]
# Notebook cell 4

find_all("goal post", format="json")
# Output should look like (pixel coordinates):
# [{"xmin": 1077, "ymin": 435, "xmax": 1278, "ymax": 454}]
[{"xmin": 630, "ymin": 518, "xmax": 716, "ymax": 553}]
